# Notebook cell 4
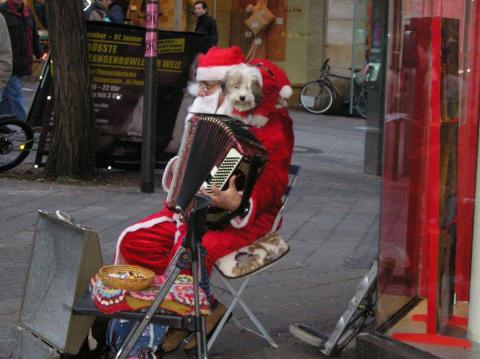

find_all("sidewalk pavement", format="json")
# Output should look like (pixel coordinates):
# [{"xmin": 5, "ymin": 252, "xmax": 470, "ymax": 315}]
[{"xmin": 0, "ymin": 109, "xmax": 381, "ymax": 358}]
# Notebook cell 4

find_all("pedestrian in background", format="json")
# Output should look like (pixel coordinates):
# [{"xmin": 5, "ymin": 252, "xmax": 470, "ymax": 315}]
[
  {"xmin": 33, "ymin": 0, "xmax": 47, "ymax": 29},
  {"xmin": 193, "ymin": 1, "xmax": 218, "ymax": 49},
  {"xmin": 108, "ymin": 0, "xmax": 125, "ymax": 23},
  {"xmin": 84, "ymin": 0, "xmax": 112, "ymax": 22},
  {"xmin": 0, "ymin": 0, "xmax": 44, "ymax": 121},
  {"xmin": 0, "ymin": 13, "xmax": 12, "ymax": 90}
]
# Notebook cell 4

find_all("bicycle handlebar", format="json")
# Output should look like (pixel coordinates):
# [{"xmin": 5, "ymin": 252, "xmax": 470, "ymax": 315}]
[{"xmin": 322, "ymin": 58, "xmax": 330, "ymax": 70}]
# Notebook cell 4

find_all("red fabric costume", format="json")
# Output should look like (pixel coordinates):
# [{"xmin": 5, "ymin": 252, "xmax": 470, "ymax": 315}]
[
  {"xmin": 114, "ymin": 112, "xmax": 293, "ymax": 274},
  {"xmin": 114, "ymin": 47, "xmax": 294, "ymax": 276},
  {"xmin": 249, "ymin": 58, "xmax": 295, "ymax": 150}
]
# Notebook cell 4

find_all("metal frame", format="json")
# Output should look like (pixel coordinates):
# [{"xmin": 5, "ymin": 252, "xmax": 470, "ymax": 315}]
[{"xmin": 208, "ymin": 165, "xmax": 300, "ymax": 350}]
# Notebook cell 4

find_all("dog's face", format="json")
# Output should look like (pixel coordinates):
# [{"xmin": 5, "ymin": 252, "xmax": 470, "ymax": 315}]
[{"xmin": 224, "ymin": 65, "xmax": 263, "ymax": 112}]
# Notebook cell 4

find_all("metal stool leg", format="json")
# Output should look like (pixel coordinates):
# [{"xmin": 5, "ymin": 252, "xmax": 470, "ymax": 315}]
[
  {"xmin": 207, "ymin": 276, "xmax": 250, "ymax": 351},
  {"xmin": 210, "ymin": 275, "xmax": 279, "ymax": 349}
]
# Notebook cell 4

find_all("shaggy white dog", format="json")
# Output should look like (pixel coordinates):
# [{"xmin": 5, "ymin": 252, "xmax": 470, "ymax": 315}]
[{"xmin": 223, "ymin": 64, "xmax": 267, "ymax": 127}]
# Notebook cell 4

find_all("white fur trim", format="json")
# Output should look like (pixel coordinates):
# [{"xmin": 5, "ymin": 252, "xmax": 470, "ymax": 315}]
[
  {"xmin": 280, "ymin": 85, "xmax": 293, "ymax": 99},
  {"xmin": 197, "ymin": 65, "xmax": 235, "ymax": 82},
  {"xmin": 172, "ymin": 213, "xmax": 183, "ymax": 245},
  {"xmin": 187, "ymin": 81, "xmax": 200, "ymax": 96},
  {"xmin": 114, "ymin": 216, "xmax": 174, "ymax": 264},
  {"xmin": 162, "ymin": 156, "xmax": 178, "ymax": 193},
  {"xmin": 230, "ymin": 198, "xmax": 254, "ymax": 229}
]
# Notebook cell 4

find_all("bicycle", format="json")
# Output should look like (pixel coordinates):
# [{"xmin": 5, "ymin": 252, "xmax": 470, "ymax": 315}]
[
  {"xmin": 0, "ymin": 115, "xmax": 34, "ymax": 172},
  {"xmin": 300, "ymin": 58, "xmax": 370, "ymax": 118}
]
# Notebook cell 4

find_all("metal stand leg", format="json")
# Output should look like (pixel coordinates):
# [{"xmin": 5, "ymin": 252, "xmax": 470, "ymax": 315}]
[{"xmin": 193, "ymin": 242, "xmax": 208, "ymax": 359}]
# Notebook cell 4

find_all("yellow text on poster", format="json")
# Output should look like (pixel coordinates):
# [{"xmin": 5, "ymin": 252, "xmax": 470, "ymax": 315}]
[{"xmin": 158, "ymin": 38, "xmax": 185, "ymax": 54}]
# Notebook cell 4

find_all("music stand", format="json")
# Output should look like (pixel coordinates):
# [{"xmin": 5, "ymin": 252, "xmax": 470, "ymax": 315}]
[{"xmin": 116, "ymin": 195, "xmax": 211, "ymax": 359}]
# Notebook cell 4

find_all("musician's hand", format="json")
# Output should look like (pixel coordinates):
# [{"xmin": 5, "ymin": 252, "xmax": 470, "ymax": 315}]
[{"xmin": 203, "ymin": 176, "xmax": 242, "ymax": 212}]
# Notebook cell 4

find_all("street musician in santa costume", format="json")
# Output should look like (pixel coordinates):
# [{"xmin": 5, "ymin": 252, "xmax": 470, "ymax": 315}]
[{"xmin": 112, "ymin": 46, "xmax": 294, "ymax": 351}]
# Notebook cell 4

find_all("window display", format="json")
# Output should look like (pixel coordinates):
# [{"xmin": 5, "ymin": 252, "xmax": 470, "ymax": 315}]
[{"xmin": 378, "ymin": 0, "xmax": 480, "ymax": 348}]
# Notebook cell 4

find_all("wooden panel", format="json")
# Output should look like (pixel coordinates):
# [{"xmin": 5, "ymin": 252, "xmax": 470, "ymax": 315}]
[
  {"xmin": 266, "ymin": 0, "xmax": 287, "ymax": 61},
  {"xmin": 231, "ymin": 0, "xmax": 256, "ymax": 55},
  {"xmin": 126, "ymin": 0, "xmax": 187, "ymax": 30},
  {"xmin": 126, "ymin": 0, "xmax": 146, "ymax": 27},
  {"xmin": 437, "ymin": 17, "xmax": 459, "ymax": 331}
]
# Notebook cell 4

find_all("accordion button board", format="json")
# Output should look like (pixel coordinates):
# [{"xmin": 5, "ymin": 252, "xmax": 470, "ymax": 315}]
[{"xmin": 202, "ymin": 148, "xmax": 243, "ymax": 193}]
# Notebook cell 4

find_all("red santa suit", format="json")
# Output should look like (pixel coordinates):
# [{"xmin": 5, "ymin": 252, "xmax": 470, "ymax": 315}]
[
  {"xmin": 114, "ymin": 111, "xmax": 293, "ymax": 274},
  {"xmin": 114, "ymin": 48, "xmax": 294, "ymax": 275}
]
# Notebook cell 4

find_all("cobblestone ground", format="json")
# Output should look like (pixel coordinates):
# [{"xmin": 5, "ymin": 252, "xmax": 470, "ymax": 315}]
[{"xmin": 0, "ymin": 109, "xmax": 380, "ymax": 358}]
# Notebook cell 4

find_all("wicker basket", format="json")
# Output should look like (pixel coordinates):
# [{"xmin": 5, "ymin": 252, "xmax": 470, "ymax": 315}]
[{"xmin": 98, "ymin": 265, "xmax": 155, "ymax": 291}]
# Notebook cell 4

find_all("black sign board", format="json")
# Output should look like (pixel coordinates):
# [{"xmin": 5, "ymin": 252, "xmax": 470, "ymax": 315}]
[{"xmin": 35, "ymin": 22, "xmax": 206, "ymax": 167}]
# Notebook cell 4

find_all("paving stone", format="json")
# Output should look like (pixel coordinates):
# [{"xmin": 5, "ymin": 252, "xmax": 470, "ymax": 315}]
[{"xmin": 0, "ymin": 110, "xmax": 379, "ymax": 358}]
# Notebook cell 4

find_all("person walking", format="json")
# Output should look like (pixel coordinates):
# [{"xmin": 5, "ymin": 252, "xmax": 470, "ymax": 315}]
[
  {"xmin": 193, "ymin": 1, "xmax": 218, "ymax": 49},
  {"xmin": 0, "ymin": 13, "xmax": 12, "ymax": 90},
  {"xmin": 0, "ymin": 0, "xmax": 44, "ymax": 121}
]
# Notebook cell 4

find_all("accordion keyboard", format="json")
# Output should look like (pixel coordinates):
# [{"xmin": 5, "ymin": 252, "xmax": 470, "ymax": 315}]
[{"xmin": 202, "ymin": 148, "xmax": 243, "ymax": 193}]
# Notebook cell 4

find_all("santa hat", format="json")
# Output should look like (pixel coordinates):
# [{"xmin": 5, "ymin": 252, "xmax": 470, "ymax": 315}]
[
  {"xmin": 250, "ymin": 58, "xmax": 292, "ymax": 102},
  {"xmin": 196, "ymin": 46, "xmax": 246, "ymax": 82}
]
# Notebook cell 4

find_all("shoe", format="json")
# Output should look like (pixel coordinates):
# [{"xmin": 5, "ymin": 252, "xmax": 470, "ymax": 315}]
[
  {"xmin": 162, "ymin": 328, "xmax": 190, "ymax": 353},
  {"xmin": 183, "ymin": 301, "xmax": 228, "ymax": 351}
]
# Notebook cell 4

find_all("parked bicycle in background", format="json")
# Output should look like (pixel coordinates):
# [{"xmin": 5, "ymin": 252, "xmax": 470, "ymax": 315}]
[
  {"xmin": 300, "ymin": 58, "xmax": 372, "ymax": 118},
  {"xmin": 0, "ymin": 114, "xmax": 34, "ymax": 172}
]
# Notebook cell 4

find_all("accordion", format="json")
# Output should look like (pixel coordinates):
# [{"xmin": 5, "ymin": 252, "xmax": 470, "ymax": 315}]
[{"xmin": 166, "ymin": 114, "xmax": 268, "ymax": 228}]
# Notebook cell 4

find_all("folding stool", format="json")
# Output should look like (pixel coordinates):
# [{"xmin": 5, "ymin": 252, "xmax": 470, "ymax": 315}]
[{"xmin": 208, "ymin": 164, "xmax": 300, "ymax": 350}]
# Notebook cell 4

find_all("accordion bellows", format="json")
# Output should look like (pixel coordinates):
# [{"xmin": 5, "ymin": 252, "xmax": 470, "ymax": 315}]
[{"xmin": 167, "ymin": 114, "xmax": 268, "ymax": 227}]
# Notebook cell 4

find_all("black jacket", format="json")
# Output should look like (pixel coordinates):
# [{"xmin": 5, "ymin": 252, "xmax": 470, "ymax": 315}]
[
  {"xmin": 0, "ymin": 1, "xmax": 43, "ymax": 76},
  {"xmin": 194, "ymin": 13, "xmax": 218, "ymax": 49},
  {"xmin": 108, "ymin": 3, "xmax": 125, "ymax": 23}
]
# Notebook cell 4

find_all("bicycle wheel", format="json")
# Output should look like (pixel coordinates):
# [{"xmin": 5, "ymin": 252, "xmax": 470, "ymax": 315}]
[
  {"xmin": 0, "ymin": 119, "xmax": 34, "ymax": 172},
  {"xmin": 300, "ymin": 81, "xmax": 334, "ymax": 114},
  {"xmin": 334, "ymin": 286, "xmax": 376, "ymax": 351},
  {"xmin": 289, "ymin": 323, "xmax": 327, "ymax": 348},
  {"xmin": 354, "ymin": 87, "xmax": 368, "ymax": 118}
]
